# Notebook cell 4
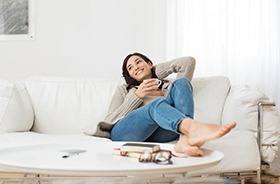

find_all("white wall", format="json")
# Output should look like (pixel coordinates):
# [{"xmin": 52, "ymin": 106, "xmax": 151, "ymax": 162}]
[{"xmin": 0, "ymin": 0, "xmax": 167, "ymax": 80}]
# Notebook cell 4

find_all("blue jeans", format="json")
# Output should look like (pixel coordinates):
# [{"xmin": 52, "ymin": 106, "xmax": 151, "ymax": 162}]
[{"xmin": 111, "ymin": 77, "xmax": 194, "ymax": 142}]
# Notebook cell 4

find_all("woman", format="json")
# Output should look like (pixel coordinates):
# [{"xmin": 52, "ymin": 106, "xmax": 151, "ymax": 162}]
[{"xmin": 94, "ymin": 53, "xmax": 236, "ymax": 156}]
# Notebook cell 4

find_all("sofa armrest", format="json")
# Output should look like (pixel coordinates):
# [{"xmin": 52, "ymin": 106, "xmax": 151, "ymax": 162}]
[
  {"xmin": 0, "ymin": 79, "xmax": 34, "ymax": 133},
  {"xmin": 222, "ymin": 85, "xmax": 280, "ymax": 163},
  {"xmin": 257, "ymin": 101, "xmax": 280, "ymax": 165},
  {"xmin": 258, "ymin": 101, "xmax": 276, "ymax": 154}
]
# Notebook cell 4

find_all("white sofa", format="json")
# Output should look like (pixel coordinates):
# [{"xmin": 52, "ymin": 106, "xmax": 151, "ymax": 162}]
[{"xmin": 0, "ymin": 75, "xmax": 280, "ymax": 178}]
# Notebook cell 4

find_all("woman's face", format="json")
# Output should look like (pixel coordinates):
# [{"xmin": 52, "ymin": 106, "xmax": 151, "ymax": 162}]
[{"xmin": 126, "ymin": 55, "xmax": 153, "ymax": 82}]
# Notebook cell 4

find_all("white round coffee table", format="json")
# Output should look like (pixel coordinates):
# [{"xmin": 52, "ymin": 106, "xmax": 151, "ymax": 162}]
[{"xmin": 0, "ymin": 142, "xmax": 224, "ymax": 177}]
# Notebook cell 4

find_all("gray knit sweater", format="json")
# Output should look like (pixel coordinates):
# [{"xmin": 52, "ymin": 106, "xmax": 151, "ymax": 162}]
[{"xmin": 93, "ymin": 56, "xmax": 196, "ymax": 138}]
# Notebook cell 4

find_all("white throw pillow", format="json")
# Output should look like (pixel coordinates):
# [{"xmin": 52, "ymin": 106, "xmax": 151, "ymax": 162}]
[
  {"xmin": 191, "ymin": 76, "xmax": 231, "ymax": 124},
  {"xmin": 0, "ymin": 79, "xmax": 34, "ymax": 133},
  {"xmin": 222, "ymin": 85, "xmax": 280, "ymax": 163},
  {"xmin": 25, "ymin": 76, "xmax": 122, "ymax": 134},
  {"xmin": 266, "ymin": 141, "xmax": 280, "ymax": 176}
]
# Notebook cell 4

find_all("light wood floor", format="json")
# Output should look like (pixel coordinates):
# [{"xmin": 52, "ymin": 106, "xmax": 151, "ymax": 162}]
[
  {"xmin": 256, "ymin": 173, "xmax": 280, "ymax": 184},
  {"xmin": 0, "ymin": 172, "xmax": 279, "ymax": 183},
  {"xmin": 230, "ymin": 173, "xmax": 280, "ymax": 184}
]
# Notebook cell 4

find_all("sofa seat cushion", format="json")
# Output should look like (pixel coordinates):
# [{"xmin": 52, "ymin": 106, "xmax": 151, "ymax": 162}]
[
  {"xmin": 0, "ymin": 79, "xmax": 33, "ymax": 133},
  {"xmin": 25, "ymin": 76, "xmax": 122, "ymax": 134},
  {"xmin": 187, "ymin": 130, "xmax": 260, "ymax": 175},
  {"xmin": 0, "ymin": 131, "xmax": 259, "ymax": 175}
]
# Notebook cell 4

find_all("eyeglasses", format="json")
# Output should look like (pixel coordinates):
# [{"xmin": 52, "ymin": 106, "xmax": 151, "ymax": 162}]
[{"xmin": 138, "ymin": 150, "xmax": 173, "ymax": 165}]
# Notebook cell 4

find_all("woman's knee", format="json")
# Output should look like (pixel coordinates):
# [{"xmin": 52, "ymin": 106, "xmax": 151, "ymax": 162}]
[{"xmin": 173, "ymin": 77, "xmax": 193, "ymax": 90}]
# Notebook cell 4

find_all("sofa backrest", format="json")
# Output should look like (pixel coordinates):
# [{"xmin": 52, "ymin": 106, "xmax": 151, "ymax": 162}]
[
  {"xmin": 0, "ymin": 76, "xmax": 231, "ymax": 134},
  {"xmin": 25, "ymin": 76, "xmax": 123, "ymax": 134},
  {"xmin": 192, "ymin": 76, "xmax": 231, "ymax": 124}
]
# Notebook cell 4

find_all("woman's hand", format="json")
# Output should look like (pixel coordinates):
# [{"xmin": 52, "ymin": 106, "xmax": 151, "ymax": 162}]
[{"xmin": 134, "ymin": 79, "xmax": 162, "ymax": 98}]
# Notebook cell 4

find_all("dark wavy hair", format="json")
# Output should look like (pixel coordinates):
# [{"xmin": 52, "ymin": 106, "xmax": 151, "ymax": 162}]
[{"xmin": 122, "ymin": 52, "xmax": 157, "ymax": 90}]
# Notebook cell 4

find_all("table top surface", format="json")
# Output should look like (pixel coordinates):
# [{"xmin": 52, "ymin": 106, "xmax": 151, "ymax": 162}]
[{"xmin": 0, "ymin": 142, "xmax": 224, "ymax": 177}]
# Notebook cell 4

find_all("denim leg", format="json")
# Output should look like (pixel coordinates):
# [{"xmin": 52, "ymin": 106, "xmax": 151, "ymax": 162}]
[
  {"xmin": 145, "ymin": 127, "xmax": 179, "ymax": 142},
  {"xmin": 111, "ymin": 106, "xmax": 158, "ymax": 141},
  {"xmin": 111, "ymin": 97, "xmax": 186, "ymax": 141},
  {"xmin": 166, "ymin": 77, "xmax": 194, "ymax": 119},
  {"xmin": 111, "ymin": 77, "xmax": 194, "ymax": 142},
  {"xmin": 146, "ymin": 78, "xmax": 194, "ymax": 142}
]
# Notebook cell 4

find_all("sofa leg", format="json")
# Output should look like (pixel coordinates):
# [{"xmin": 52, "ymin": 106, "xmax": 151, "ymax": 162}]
[{"xmin": 256, "ymin": 170, "xmax": 262, "ymax": 184}]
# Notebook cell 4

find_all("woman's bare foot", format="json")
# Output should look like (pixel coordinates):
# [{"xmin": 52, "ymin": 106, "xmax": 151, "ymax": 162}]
[
  {"xmin": 178, "ymin": 119, "xmax": 236, "ymax": 147},
  {"xmin": 174, "ymin": 134, "xmax": 205, "ymax": 156}
]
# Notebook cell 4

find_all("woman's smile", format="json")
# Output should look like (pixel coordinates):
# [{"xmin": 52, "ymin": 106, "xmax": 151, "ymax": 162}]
[{"xmin": 135, "ymin": 68, "xmax": 144, "ymax": 76}]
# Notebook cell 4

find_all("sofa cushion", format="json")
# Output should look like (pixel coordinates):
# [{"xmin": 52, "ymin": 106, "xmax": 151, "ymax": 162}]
[
  {"xmin": 188, "ymin": 130, "xmax": 260, "ymax": 175},
  {"xmin": 222, "ymin": 85, "xmax": 280, "ymax": 163},
  {"xmin": 0, "ymin": 79, "xmax": 34, "ymax": 133},
  {"xmin": 25, "ymin": 76, "xmax": 122, "ymax": 134},
  {"xmin": 191, "ymin": 76, "xmax": 230, "ymax": 124}
]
